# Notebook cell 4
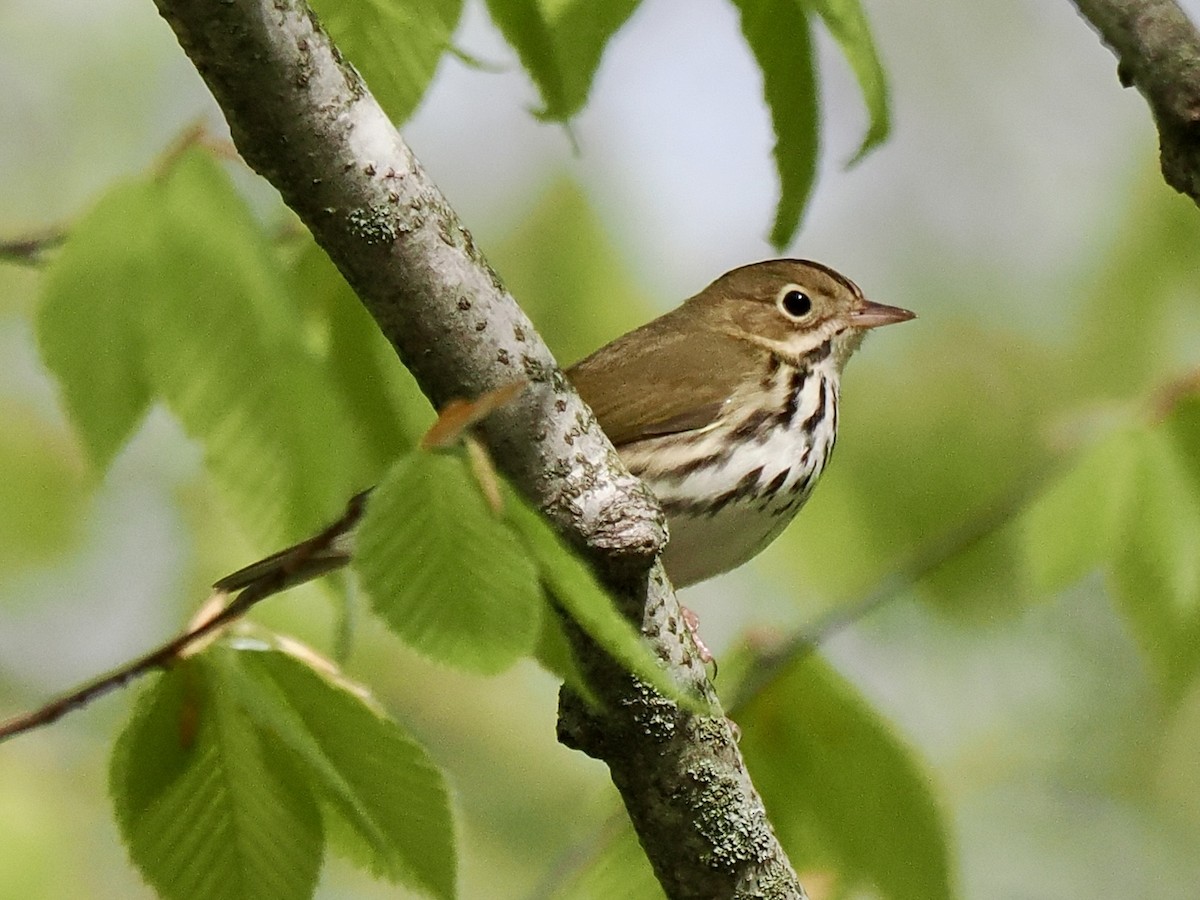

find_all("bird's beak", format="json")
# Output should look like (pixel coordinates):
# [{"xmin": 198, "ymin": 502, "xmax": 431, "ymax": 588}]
[{"xmin": 849, "ymin": 300, "xmax": 916, "ymax": 329}]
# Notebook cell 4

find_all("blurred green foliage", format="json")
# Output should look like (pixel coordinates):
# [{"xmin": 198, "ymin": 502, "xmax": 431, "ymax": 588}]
[
  {"xmin": 491, "ymin": 180, "xmax": 653, "ymax": 365},
  {"xmin": 110, "ymin": 640, "xmax": 456, "ymax": 900},
  {"xmin": 0, "ymin": 399, "xmax": 86, "ymax": 577}
]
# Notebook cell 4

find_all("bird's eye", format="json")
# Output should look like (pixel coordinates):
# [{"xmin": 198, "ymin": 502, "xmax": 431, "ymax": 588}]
[{"xmin": 777, "ymin": 287, "xmax": 813, "ymax": 320}]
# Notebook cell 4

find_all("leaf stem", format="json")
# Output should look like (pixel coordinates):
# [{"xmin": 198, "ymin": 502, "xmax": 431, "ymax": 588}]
[{"xmin": 0, "ymin": 591, "xmax": 245, "ymax": 743}]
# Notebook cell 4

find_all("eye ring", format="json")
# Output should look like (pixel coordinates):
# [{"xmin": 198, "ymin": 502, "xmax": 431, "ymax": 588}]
[{"xmin": 777, "ymin": 286, "xmax": 813, "ymax": 320}]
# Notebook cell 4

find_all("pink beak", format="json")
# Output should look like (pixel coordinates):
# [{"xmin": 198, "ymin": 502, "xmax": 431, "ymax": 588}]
[{"xmin": 850, "ymin": 300, "xmax": 916, "ymax": 329}]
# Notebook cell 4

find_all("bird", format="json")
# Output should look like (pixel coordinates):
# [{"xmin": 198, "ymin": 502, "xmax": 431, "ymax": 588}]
[
  {"xmin": 215, "ymin": 259, "xmax": 913, "ymax": 596},
  {"xmin": 567, "ymin": 259, "xmax": 914, "ymax": 586}
]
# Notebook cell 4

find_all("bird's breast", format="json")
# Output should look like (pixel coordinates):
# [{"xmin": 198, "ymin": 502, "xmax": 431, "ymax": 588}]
[{"xmin": 618, "ymin": 358, "xmax": 840, "ymax": 585}]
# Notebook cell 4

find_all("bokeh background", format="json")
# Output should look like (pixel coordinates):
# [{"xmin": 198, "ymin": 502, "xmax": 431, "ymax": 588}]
[{"xmin": 3, "ymin": 0, "xmax": 1200, "ymax": 897}]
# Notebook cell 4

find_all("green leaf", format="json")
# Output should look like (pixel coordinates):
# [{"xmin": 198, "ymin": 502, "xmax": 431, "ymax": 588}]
[
  {"xmin": 731, "ymin": 0, "xmax": 820, "ymax": 248},
  {"xmin": 109, "ymin": 656, "xmax": 324, "ymax": 900},
  {"xmin": 485, "ymin": 0, "xmax": 642, "ymax": 120},
  {"xmin": 310, "ymin": 0, "xmax": 465, "ymax": 124},
  {"xmin": 111, "ymin": 640, "xmax": 458, "ymax": 899},
  {"xmin": 1110, "ymin": 425, "xmax": 1200, "ymax": 699},
  {"xmin": 503, "ymin": 488, "xmax": 702, "ymax": 709},
  {"xmin": 533, "ymin": 606, "xmax": 593, "ymax": 700},
  {"xmin": 288, "ymin": 239, "xmax": 433, "ymax": 469},
  {"xmin": 1021, "ymin": 426, "xmax": 1141, "ymax": 593},
  {"xmin": 40, "ymin": 149, "xmax": 372, "ymax": 546},
  {"xmin": 37, "ymin": 179, "xmax": 157, "ymax": 469},
  {"xmin": 354, "ymin": 450, "xmax": 543, "ymax": 672},
  {"xmin": 145, "ymin": 149, "xmax": 369, "ymax": 544},
  {"xmin": 227, "ymin": 639, "xmax": 457, "ymax": 899},
  {"xmin": 737, "ymin": 654, "xmax": 952, "ymax": 900},
  {"xmin": 486, "ymin": 0, "xmax": 565, "ymax": 116},
  {"xmin": 807, "ymin": 0, "xmax": 890, "ymax": 162},
  {"xmin": 544, "ymin": 0, "xmax": 643, "ymax": 118}
]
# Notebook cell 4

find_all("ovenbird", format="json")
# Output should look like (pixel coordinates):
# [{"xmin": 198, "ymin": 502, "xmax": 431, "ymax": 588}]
[
  {"xmin": 216, "ymin": 259, "xmax": 912, "ymax": 595},
  {"xmin": 568, "ymin": 259, "xmax": 914, "ymax": 586}
]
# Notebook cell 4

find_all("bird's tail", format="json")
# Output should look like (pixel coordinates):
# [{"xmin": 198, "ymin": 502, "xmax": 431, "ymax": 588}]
[{"xmin": 213, "ymin": 489, "xmax": 372, "ymax": 598}]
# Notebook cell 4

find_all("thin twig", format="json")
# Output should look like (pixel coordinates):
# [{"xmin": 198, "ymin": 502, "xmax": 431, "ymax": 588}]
[
  {"xmin": 0, "ymin": 123, "xmax": 241, "ymax": 272},
  {"xmin": 151, "ymin": 119, "xmax": 241, "ymax": 179},
  {"xmin": 0, "ymin": 229, "xmax": 67, "ymax": 267},
  {"xmin": 0, "ymin": 490, "xmax": 368, "ymax": 744},
  {"xmin": 0, "ymin": 590, "xmax": 245, "ymax": 742}
]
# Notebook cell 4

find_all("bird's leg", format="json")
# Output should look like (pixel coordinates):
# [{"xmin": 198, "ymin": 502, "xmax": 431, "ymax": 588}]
[{"xmin": 680, "ymin": 605, "xmax": 714, "ymax": 667}]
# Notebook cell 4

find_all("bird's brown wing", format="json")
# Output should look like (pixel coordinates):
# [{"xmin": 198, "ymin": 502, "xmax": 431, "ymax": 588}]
[{"xmin": 566, "ymin": 316, "xmax": 762, "ymax": 446}]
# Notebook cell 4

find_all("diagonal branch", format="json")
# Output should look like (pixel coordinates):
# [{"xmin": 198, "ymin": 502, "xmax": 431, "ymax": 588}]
[
  {"xmin": 1070, "ymin": 0, "xmax": 1200, "ymax": 203},
  {"xmin": 149, "ymin": 0, "xmax": 805, "ymax": 895}
]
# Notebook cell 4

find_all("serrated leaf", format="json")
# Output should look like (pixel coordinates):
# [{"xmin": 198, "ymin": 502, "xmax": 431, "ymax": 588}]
[
  {"xmin": 737, "ymin": 654, "xmax": 952, "ymax": 900},
  {"xmin": 485, "ymin": 0, "xmax": 641, "ymax": 120},
  {"xmin": 311, "ymin": 0, "xmax": 465, "ymax": 124},
  {"xmin": 109, "ymin": 656, "xmax": 323, "ymax": 900},
  {"xmin": 1021, "ymin": 427, "xmax": 1140, "ymax": 593},
  {"xmin": 39, "ymin": 149, "xmax": 372, "ymax": 546},
  {"xmin": 226, "ymin": 640, "xmax": 456, "ymax": 899},
  {"xmin": 1110, "ymin": 426, "xmax": 1200, "ymax": 699},
  {"xmin": 808, "ymin": 0, "xmax": 890, "ymax": 162},
  {"xmin": 502, "ymin": 488, "xmax": 702, "ymax": 709},
  {"xmin": 145, "ymin": 149, "xmax": 368, "ymax": 544},
  {"xmin": 37, "ymin": 179, "xmax": 157, "ymax": 469},
  {"xmin": 355, "ymin": 450, "xmax": 542, "ymax": 672},
  {"xmin": 731, "ymin": 0, "xmax": 820, "ymax": 248}
]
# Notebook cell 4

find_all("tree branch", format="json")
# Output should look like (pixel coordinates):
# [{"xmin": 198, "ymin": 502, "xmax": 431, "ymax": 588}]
[
  {"xmin": 149, "ymin": 0, "xmax": 805, "ymax": 895},
  {"xmin": 1071, "ymin": 0, "xmax": 1200, "ymax": 203}
]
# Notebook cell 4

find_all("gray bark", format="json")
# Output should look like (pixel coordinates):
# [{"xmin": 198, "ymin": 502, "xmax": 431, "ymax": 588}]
[{"xmin": 1071, "ymin": 0, "xmax": 1200, "ymax": 203}]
